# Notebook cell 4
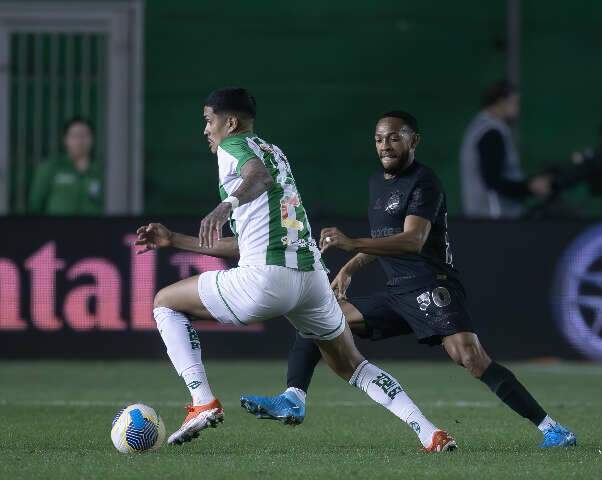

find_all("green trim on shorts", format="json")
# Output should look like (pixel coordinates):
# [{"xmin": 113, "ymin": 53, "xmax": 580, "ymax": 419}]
[
  {"xmin": 300, "ymin": 312, "xmax": 344, "ymax": 339},
  {"xmin": 215, "ymin": 271, "xmax": 246, "ymax": 325}
]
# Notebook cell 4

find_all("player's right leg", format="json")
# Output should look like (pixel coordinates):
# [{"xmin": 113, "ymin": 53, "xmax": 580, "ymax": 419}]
[
  {"xmin": 247, "ymin": 271, "xmax": 455, "ymax": 451},
  {"xmin": 241, "ymin": 300, "xmax": 365, "ymax": 425},
  {"xmin": 314, "ymin": 323, "xmax": 456, "ymax": 451},
  {"xmin": 241, "ymin": 295, "xmax": 409, "ymax": 425}
]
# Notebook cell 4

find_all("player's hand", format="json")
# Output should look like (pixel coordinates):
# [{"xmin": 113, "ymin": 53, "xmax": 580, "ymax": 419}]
[
  {"xmin": 331, "ymin": 269, "xmax": 352, "ymax": 300},
  {"xmin": 528, "ymin": 174, "xmax": 553, "ymax": 198},
  {"xmin": 319, "ymin": 227, "xmax": 356, "ymax": 254},
  {"xmin": 199, "ymin": 202, "xmax": 232, "ymax": 249},
  {"xmin": 135, "ymin": 223, "xmax": 173, "ymax": 254}
]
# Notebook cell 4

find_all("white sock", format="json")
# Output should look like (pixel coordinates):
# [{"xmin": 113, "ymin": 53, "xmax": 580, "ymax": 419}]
[
  {"xmin": 537, "ymin": 415, "xmax": 557, "ymax": 433},
  {"xmin": 350, "ymin": 360, "xmax": 438, "ymax": 447},
  {"xmin": 285, "ymin": 387, "xmax": 306, "ymax": 404},
  {"xmin": 153, "ymin": 307, "xmax": 215, "ymax": 406},
  {"xmin": 182, "ymin": 364, "xmax": 215, "ymax": 406}
]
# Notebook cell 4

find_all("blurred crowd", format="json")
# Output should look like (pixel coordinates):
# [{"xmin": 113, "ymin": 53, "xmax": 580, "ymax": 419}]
[{"xmin": 18, "ymin": 80, "xmax": 601, "ymax": 219}]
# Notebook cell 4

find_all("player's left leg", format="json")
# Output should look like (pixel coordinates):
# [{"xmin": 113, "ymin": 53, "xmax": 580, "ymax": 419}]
[
  {"xmin": 442, "ymin": 332, "xmax": 577, "ymax": 448},
  {"xmin": 152, "ymin": 275, "xmax": 224, "ymax": 445}
]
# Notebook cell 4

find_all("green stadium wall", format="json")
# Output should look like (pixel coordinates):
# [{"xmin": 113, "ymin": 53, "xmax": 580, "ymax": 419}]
[{"xmin": 146, "ymin": 1, "xmax": 602, "ymax": 216}]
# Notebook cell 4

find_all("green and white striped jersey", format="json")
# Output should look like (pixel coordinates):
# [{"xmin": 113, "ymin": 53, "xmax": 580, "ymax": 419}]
[{"xmin": 217, "ymin": 132, "xmax": 324, "ymax": 271}]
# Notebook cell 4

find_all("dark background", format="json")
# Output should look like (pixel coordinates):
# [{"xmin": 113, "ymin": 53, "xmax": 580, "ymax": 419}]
[{"xmin": 0, "ymin": 217, "xmax": 595, "ymax": 361}]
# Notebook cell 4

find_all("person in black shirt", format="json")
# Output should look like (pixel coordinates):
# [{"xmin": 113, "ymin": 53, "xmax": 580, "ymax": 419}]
[{"xmin": 241, "ymin": 111, "xmax": 576, "ymax": 449}]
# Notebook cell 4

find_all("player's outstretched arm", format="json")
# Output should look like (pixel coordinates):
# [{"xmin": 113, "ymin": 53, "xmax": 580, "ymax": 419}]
[
  {"xmin": 331, "ymin": 253, "xmax": 376, "ymax": 299},
  {"xmin": 320, "ymin": 215, "xmax": 431, "ymax": 256},
  {"xmin": 136, "ymin": 223, "xmax": 239, "ymax": 259}
]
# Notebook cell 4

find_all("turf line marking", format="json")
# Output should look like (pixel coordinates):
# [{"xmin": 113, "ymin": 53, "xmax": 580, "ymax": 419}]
[{"xmin": 1, "ymin": 399, "xmax": 599, "ymax": 408}]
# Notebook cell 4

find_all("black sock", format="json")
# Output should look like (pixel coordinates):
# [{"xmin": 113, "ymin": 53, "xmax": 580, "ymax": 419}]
[
  {"xmin": 286, "ymin": 334, "xmax": 322, "ymax": 393},
  {"xmin": 479, "ymin": 361, "xmax": 547, "ymax": 426}
]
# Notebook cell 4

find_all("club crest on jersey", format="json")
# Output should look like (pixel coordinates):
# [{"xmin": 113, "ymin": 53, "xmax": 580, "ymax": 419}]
[
  {"xmin": 432, "ymin": 287, "xmax": 452, "ymax": 308},
  {"xmin": 416, "ymin": 292, "xmax": 431, "ymax": 311},
  {"xmin": 385, "ymin": 191, "xmax": 402, "ymax": 215}
]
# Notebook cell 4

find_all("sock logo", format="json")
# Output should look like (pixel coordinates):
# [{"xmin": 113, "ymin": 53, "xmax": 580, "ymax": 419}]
[
  {"xmin": 409, "ymin": 421, "xmax": 421, "ymax": 434},
  {"xmin": 185, "ymin": 322, "xmax": 201, "ymax": 350},
  {"xmin": 186, "ymin": 381, "xmax": 203, "ymax": 390},
  {"xmin": 371, "ymin": 373, "xmax": 403, "ymax": 400}
]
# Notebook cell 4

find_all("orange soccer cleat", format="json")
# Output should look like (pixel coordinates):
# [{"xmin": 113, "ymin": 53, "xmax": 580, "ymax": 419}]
[
  {"xmin": 421, "ymin": 430, "xmax": 458, "ymax": 452},
  {"xmin": 167, "ymin": 399, "xmax": 224, "ymax": 446}
]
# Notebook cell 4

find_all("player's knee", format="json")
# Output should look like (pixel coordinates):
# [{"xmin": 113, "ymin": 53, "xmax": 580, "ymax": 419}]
[
  {"xmin": 459, "ymin": 346, "xmax": 489, "ymax": 377},
  {"xmin": 153, "ymin": 287, "xmax": 172, "ymax": 310}
]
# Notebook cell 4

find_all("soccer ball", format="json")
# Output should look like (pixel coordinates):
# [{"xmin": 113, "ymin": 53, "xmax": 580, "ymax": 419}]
[{"xmin": 111, "ymin": 403, "xmax": 166, "ymax": 453}]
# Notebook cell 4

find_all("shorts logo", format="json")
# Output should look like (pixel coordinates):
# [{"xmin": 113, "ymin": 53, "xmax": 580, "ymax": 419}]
[
  {"xmin": 409, "ymin": 421, "xmax": 421, "ymax": 434},
  {"xmin": 432, "ymin": 287, "xmax": 452, "ymax": 308},
  {"xmin": 416, "ymin": 292, "xmax": 431, "ymax": 311}
]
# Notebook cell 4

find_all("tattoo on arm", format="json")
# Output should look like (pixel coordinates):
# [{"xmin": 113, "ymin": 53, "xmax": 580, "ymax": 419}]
[
  {"xmin": 232, "ymin": 158, "xmax": 274, "ymax": 205},
  {"xmin": 345, "ymin": 253, "xmax": 376, "ymax": 274}
]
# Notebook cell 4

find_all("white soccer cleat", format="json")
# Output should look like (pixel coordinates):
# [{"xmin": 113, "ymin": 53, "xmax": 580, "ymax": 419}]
[{"xmin": 167, "ymin": 399, "xmax": 224, "ymax": 446}]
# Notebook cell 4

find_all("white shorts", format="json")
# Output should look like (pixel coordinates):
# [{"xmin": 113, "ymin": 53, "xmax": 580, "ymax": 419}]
[{"xmin": 197, "ymin": 265, "xmax": 345, "ymax": 341}]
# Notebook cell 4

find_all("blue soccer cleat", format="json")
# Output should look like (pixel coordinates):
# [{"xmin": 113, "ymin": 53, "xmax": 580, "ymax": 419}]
[
  {"xmin": 240, "ymin": 391, "xmax": 305, "ymax": 426},
  {"xmin": 539, "ymin": 424, "xmax": 577, "ymax": 448}
]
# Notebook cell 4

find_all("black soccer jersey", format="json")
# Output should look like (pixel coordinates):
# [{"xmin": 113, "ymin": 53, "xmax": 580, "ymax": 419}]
[{"xmin": 368, "ymin": 161, "xmax": 457, "ymax": 289}]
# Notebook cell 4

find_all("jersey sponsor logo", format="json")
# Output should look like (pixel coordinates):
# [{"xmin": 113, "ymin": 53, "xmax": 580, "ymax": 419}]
[
  {"xmin": 416, "ymin": 292, "xmax": 431, "ymax": 311},
  {"xmin": 280, "ymin": 194, "xmax": 304, "ymax": 231},
  {"xmin": 554, "ymin": 223, "xmax": 602, "ymax": 360},
  {"xmin": 432, "ymin": 287, "xmax": 452, "ymax": 308},
  {"xmin": 281, "ymin": 236, "xmax": 317, "ymax": 248},
  {"xmin": 371, "ymin": 226, "xmax": 403, "ymax": 238}
]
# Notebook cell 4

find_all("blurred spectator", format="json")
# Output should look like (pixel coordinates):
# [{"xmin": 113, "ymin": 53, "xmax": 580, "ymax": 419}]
[
  {"xmin": 29, "ymin": 116, "xmax": 103, "ymax": 215},
  {"xmin": 460, "ymin": 81, "xmax": 551, "ymax": 218}
]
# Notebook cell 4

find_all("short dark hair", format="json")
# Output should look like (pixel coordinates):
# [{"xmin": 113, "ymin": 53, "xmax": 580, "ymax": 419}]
[
  {"xmin": 205, "ymin": 87, "xmax": 256, "ymax": 119},
  {"xmin": 481, "ymin": 80, "xmax": 517, "ymax": 108},
  {"xmin": 63, "ymin": 115, "xmax": 94, "ymax": 136},
  {"xmin": 379, "ymin": 111, "xmax": 419, "ymax": 133}
]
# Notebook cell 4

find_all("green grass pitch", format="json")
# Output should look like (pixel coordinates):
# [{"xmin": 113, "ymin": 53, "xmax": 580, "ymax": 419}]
[{"xmin": 1, "ymin": 361, "xmax": 601, "ymax": 479}]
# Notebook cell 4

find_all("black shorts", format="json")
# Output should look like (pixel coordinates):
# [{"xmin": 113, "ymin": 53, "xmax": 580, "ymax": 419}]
[{"xmin": 350, "ymin": 279, "xmax": 474, "ymax": 346}]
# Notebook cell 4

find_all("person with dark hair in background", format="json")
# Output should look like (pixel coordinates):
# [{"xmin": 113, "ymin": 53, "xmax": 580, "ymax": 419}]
[
  {"xmin": 29, "ymin": 116, "xmax": 103, "ymax": 215},
  {"xmin": 460, "ymin": 81, "xmax": 551, "ymax": 218},
  {"xmin": 240, "ymin": 111, "xmax": 577, "ymax": 449}
]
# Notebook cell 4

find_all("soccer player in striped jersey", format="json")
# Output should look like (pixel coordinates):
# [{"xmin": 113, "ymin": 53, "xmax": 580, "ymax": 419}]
[{"xmin": 135, "ymin": 88, "xmax": 456, "ymax": 451}]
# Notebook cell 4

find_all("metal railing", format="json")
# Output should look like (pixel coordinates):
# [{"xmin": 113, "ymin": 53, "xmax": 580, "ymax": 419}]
[{"xmin": 10, "ymin": 32, "xmax": 107, "ymax": 212}]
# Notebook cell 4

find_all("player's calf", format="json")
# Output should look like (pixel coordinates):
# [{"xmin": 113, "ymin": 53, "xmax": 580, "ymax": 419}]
[
  {"xmin": 316, "ymin": 326, "xmax": 456, "ymax": 450},
  {"xmin": 444, "ymin": 332, "xmax": 577, "ymax": 447}
]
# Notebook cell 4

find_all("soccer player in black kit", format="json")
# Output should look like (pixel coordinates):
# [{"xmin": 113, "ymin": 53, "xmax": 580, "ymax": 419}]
[{"xmin": 241, "ymin": 111, "xmax": 577, "ymax": 449}]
